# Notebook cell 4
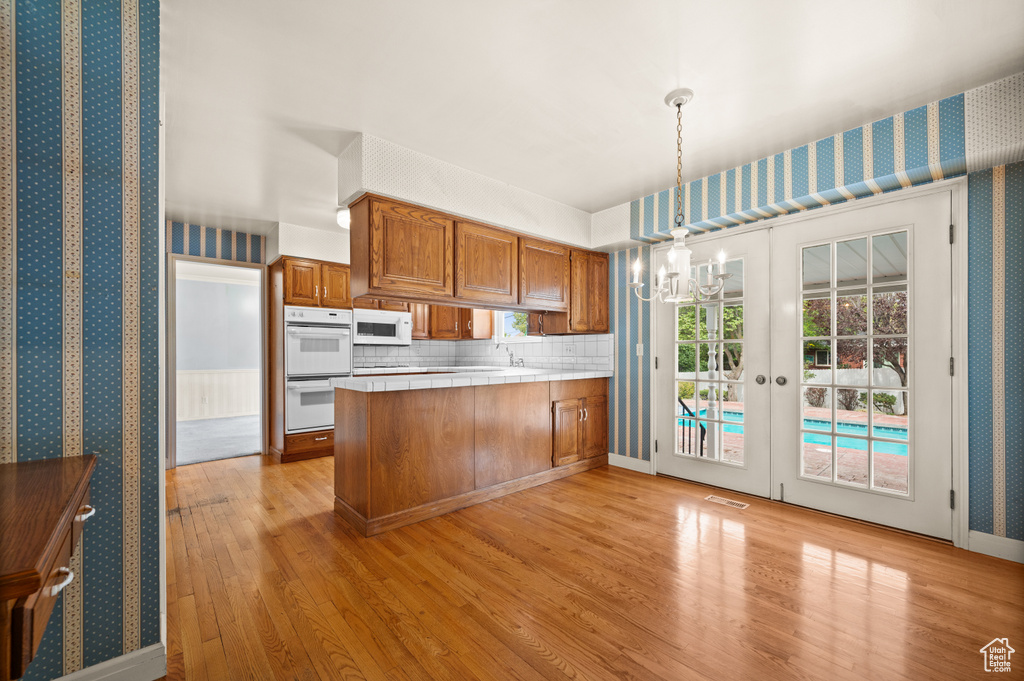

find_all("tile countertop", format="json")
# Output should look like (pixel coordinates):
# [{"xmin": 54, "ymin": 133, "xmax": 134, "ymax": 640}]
[{"xmin": 333, "ymin": 366, "xmax": 613, "ymax": 392}]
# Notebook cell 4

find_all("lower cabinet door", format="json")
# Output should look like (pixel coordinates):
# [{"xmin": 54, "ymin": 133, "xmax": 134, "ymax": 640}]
[
  {"xmin": 582, "ymin": 394, "xmax": 608, "ymax": 458},
  {"xmin": 552, "ymin": 398, "xmax": 582, "ymax": 466}
]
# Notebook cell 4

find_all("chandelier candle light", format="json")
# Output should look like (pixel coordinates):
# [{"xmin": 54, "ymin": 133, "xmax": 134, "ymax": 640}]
[{"xmin": 630, "ymin": 88, "xmax": 731, "ymax": 304}]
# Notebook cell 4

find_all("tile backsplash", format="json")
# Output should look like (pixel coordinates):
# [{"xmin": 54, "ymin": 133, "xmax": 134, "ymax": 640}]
[{"xmin": 353, "ymin": 334, "xmax": 614, "ymax": 372}]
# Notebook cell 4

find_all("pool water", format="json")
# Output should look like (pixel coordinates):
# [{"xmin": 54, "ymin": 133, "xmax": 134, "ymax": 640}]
[{"xmin": 678, "ymin": 409, "xmax": 909, "ymax": 456}]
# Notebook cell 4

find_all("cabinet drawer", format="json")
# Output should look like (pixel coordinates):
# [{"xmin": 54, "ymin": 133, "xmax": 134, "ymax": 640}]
[
  {"xmin": 285, "ymin": 430, "xmax": 334, "ymax": 453},
  {"xmin": 10, "ymin": 527, "xmax": 74, "ymax": 678}
]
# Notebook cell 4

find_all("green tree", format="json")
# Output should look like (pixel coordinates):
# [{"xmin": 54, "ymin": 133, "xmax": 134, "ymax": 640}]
[
  {"xmin": 511, "ymin": 312, "xmax": 529, "ymax": 336},
  {"xmin": 677, "ymin": 304, "xmax": 744, "ymax": 401}
]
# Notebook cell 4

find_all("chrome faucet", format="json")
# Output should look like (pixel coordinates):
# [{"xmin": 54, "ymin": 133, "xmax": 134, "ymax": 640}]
[{"xmin": 496, "ymin": 342, "xmax": 524, "ymax": 367}]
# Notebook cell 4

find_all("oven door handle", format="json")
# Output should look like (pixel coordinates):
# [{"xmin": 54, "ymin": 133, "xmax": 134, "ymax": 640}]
[
  {"xmin": 286, "ymin": 382, "xmax": 334, "ymax": 392},
  {"xmin": 287, "ymin": 327, "xmax": 350, "ymax": 338}
]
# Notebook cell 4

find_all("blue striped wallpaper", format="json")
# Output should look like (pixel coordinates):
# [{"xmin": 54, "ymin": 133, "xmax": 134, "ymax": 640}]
[
  {"xmin": 166, "ymin": 220, "xmax": 266, "ymax": 264},
  {"xmin": 3, "ymin": 0, "xmax": 162, "ymax": 678},
  {"xmin": 614, "ymin": 87, "xmax": 1021, "ymax": 543}
]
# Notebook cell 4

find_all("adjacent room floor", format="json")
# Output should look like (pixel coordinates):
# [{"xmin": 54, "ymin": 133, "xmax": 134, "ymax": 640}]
[
  {"xmin": 165, "ymin": 457, "xmax": 1023, "ymax": 681},
  {"xmin": 175, "ymin": 415, "xmax": 261, "ymax": 466}
]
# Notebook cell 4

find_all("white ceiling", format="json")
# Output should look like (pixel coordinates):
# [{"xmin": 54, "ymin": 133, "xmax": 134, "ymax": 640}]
[{"xmin": 164, "ymin": 0, "xmax": 1024, "ymax": 235}]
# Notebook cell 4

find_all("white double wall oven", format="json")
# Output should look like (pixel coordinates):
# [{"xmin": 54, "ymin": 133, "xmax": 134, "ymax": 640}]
[{"xmin": 650, "ymin": 184, "xmax": 966, "ymax": 542}]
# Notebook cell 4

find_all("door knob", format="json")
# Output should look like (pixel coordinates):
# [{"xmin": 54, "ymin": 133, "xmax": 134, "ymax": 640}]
[
  {"xmin": 755, "ymin": 375, "xmax": 766, "ymax": 385},
  {"xmin": 776, "ymin": 376, "xmax": 788, "ymax": 386}
]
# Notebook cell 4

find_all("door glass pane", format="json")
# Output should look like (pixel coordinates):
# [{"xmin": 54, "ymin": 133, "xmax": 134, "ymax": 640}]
[
  {"xmin": 836, "ymin": 238, "xmax": 868, "ymax": 287},
  {"xmin": 872, "ymin": 232, "xmax": 908, "ymax": 283},
  {"xmin": 722, "ymin": 383, "xmax": 744, "ymax": 465},
  {"xmin": 802, "ymin": 387, "xmax": 832, "ymax": 432},
  {"xmin": 700, "ymin": 304, "xmax": 719, "ymax": 339},
  {"xmin": 678, "ymin": 306, "xmax": 697, "ymax": 341},
  {"xmin": 872, "ymin": 440, "xmax": 909, "ymax": 494},
  {"xmin": 836, "ymin": 436, "xmax": 868, "ymax": 487},
  {"xmin": 722, "ymin": 343, "xmax": 744, "ymax": 381},
  {"xmin": 678, "ymin": 345, "xmax": 698, "ymax": 381},
  {"xmin": 803, "ymin": 293, "xmax": 831, "ymax": 337},
  {"xmin": 722, "ymin": 260, "xmax": 744, "ymax": 299},
  {"xmin": 872, "ymin": 285, "xmax": 907, "ymax": 335},
  {"xmin": 871, "ymin": 390, "xmax": 908, "ymax": 440},
  {"xmin": 835, "ymin": 339, "xmax": 867, "ymax": 385},
  {"xmin": 803, "ymin": 340, "xmax": 831, "ymax": 384},
  {"xmin": 873, "ymin": 338, "xmax": 908, "ymax": 387},
  {"xmin": 723, "ymin": 304, "xmax": 744, "ymax": 339},
  {"xmin": 836, "ymin": 292, "xmax": 868, "ymax": 336},
  {"xmin": 802, "ymin": 433, "xmax": 832, "ymax": 480},
  {"xmin": 802, "ymin": 244, "xmax": 831, "ymax": 290}
]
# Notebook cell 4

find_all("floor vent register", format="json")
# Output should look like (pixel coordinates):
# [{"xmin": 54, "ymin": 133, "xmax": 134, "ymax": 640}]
[{"xmin": 704, "ymin": 494, "xmax": 750, "ymax": 510}]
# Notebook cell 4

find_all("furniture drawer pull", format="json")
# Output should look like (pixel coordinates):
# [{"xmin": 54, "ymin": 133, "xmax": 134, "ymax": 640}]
[
  {"xmin": 76, "ymin": 505, "xmax": 96, "ymax": 522},
  {"xmin": 584, "ymin": 408, "xmax": 589, "ymax": 421},
  {"xmin": 314, "ymin": 436, "xmax": 328, "ymax": 441},
  {"xmin": 578, "ymin": 409, "xmax": 583, "ymax": 422},
  {"xmin": 47, "ymin": 568, "xmax": 74, "ymax": 597}
]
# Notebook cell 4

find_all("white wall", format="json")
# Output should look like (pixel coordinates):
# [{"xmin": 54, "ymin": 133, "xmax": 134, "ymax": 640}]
[
  {"xmin": 269, "ymin": 221, "xmax": 350, "ymax": 264},
  {"xmin": 176, "ymin": 369, "xmax": 260, "ymax": 420}
]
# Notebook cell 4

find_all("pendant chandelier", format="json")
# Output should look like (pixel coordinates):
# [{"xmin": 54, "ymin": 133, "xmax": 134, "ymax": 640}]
[{"xmin": 631, "ymin": 88, "xmax": 730, "ymax": 304}]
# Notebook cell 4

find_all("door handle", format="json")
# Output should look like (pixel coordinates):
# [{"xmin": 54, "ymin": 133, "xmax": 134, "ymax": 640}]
[
  {"xmin": 756, "ymin": 375, "xmax": 766, "ymax": 385},
  {"xmin": 775, "ymin": 376, "xmax": 788, "ymax": 386}
]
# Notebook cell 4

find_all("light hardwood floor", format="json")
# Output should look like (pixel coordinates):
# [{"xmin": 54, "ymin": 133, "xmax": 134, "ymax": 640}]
[{"xmin": 166, "ymin": 455, "xmax": 1023, "ymax": 680}]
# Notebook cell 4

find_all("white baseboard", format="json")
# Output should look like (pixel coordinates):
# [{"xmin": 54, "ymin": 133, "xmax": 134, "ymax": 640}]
[
  {"xmin": 608, "ymin": 452, "xmax": 653, "ymax": 474},
  {"xmin": 56, "ymin": 643, "xmax": 166, "ymax": 681},
  {"xmin": 969, "ymin": 530, "xmax": 1024, "ymax": 564}
]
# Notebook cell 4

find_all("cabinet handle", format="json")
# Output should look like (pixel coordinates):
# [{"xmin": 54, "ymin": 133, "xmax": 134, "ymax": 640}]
[
  {"xmin": 578, "ymin": 409, "xmax": 583, "ymax": 422},
  {"xmin": 47, "ymin": 567, "xmax": 75, "ymax": 597},
  {"xmin": 314, "ymin": 436, "xmax": 328, "ymax": 441},
  {"xmin": 584, "ymin": 408, "xmax": 589, "ymax": 421},
  {"xmin": 324, "ymin": 287, "xmax": 328, "ymax": 298},
  {"xmin": 76, "ymin": 505, "xmax": 96, "ymax": 522},
  {"xmin": 456, "ymin": 322, "xmax": 459, "ymax": 331},
  {"xmin": 467, "ymin": 320, "xmax": 472, "ymax": 330}
]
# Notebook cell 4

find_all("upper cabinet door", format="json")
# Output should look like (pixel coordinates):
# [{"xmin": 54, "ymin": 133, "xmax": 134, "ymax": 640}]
[
  {"xmin": 429, "ymin": 305, "xmax": 461, "ymax": 340},
  {"xmin": 321, "ymin": 263, "xmax": 352, "ymax": 309},
  {"xmin": 455, "ymin": 222, "xmax": 518, "ymax": 305},
  {"xmin": 569, "ymin": 251, "xmax": 591, "ymax": 332},
  {"xmin": 283, "ymin": 258, "xmax": 321, "ymax": 306},
  {"xmin": 410, "ymin": 303, "xmax": 431, "ymax": 339},
  {"xmin": 519, "ymin": 238, "xmax": 570, "ymax": 312},
  {"xmin": 460, "ymin": 309, "xmax": 494, "ymax": 340},
  {"xmin": 369, "ymin": 199, "xmax": 454, "ymax": 298},
  {"xmin": 588, "ymin": 251, "xmax": 610, "ymax": 333},
  {"xmin": 379, "ymin": 300, "xmax": 410, "ymax": 311},
  {"xmin": 352, "ymin": 297, "xmax": 379, "ymax": 309}
]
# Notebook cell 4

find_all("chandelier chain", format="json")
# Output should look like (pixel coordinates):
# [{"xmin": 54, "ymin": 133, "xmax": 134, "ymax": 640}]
[{"xmin": 675, "ymin": 103, "xmax": 683, "ymax": 228}]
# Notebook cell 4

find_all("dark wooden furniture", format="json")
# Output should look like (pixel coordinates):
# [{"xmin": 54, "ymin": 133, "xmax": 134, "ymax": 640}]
[
  {"xmin": 455, "ymin": 221, "xmax": 518, "ymax": 305},
  {"xmin": 350, "ymin": 196, "xmax": 455, "ymax": 300},
  {"xmin": 541, "ymin": 250, "xmax": 610, "ymax": 334},
  {"xmin": 321, "ymin": 263, "xmax": 353, "ymax": 308},
  {"xmin": 281, "ymin": 258, "xmax": 353, "ymax": 308},
  {"xmin": 334, "ymin": 379, "xmax": 608, "ymax": 536},
  {"xmin": 1, "ymin": 456, "xmax": 96, "ymax": 681},
  {"xmin": 550, "ymin": 379, "xmax": 609, "ymax": 466}
]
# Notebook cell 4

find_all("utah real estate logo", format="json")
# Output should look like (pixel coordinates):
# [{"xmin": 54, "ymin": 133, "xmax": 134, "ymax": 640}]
[{"xmin": 980, "ymin": 638, "xmax": 1014, "ymax": 673}]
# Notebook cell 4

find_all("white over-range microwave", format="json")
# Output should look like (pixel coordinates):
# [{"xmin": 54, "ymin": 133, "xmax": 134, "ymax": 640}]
[{"xmin": 352, "ymin": 308, "xmax": 412, "ymax": 346}]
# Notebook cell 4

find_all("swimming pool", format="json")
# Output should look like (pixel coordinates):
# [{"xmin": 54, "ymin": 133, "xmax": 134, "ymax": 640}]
[{"xmin": 678, "ymin": 409, "xmax": 909, "ymax": 456}]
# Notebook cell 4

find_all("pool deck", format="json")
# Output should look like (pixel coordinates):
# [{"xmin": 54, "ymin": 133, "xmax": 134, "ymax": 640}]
[{"xmin": 676, "ymin": 401, "xmax": 910, "ymax": 493}]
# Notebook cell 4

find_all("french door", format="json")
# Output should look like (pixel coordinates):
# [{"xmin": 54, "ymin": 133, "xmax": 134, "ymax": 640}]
[
  {"xmin": 655, "ymin": 191, "xmax": 953, "ymax": 538},
  {"xmin": 654, "ymin": 230, "xmax": 772, "ymax": 498}
]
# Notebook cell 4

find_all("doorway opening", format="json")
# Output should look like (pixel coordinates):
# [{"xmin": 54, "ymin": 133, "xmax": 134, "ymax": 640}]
[{"xmin": 169, "ymin": 258, "xmax": 265, "ymax": 467}]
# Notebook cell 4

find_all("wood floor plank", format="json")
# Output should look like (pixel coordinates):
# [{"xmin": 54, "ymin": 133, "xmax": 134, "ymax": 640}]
[{"xmin": 165, "ymin": 456, "xmax": 1024, "ymax": 681}]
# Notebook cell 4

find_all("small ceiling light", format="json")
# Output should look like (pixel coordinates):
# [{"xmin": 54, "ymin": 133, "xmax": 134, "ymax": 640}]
[
  {"xmin": 631, "ymin": 88, "xmax": 730, "ymax": 304},
  {"xmin": 336, "ymin": 207, "xmax": 350, "ymax": 229}
]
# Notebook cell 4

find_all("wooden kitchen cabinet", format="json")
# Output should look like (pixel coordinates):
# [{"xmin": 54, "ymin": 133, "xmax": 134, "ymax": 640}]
[
  {"xmin": 519, "ymin": 237, "xmax": 570, "ymax": 312},
  {"xmin": 352, "ymin": 297, "xmax": 379, "ymax": 309},
  {"xmin": 280, "ymin": 257, "xmax": 353, "ymax": 309},
  {"xmin": 550, "ymin": 379, "xmax": 609, "ymax": 467},
  {"xmin": 543, "ymin": 249, "xmax": 610, "ymax": 334},
  {"xmin": 410, "ymin": 303, "xmax": 431, "ymax": 339},
  {"xmin": 321, "ymin": 263, "xmax": 352, "ymax": 308},
  {"xmin": 460, "ymin": 308, "xmax": 493, "ymax": 339},
  {"xmin": 350, "ymin": 195, "xmax": 454, "ymax": 300},
  {"xmin": 282, "ymin": 258, "xmax": 322, "ymax": 306},
  {"xmin": 455, "ymin": 221, "xmax": 518, "ymax": 305},
  {"xmin": 353, "ymin": 298, "xmax": 410, "ymax": 311},
  {"xmin": 429, "ymin": 305, "xmax": 461, "ymax": 340}
]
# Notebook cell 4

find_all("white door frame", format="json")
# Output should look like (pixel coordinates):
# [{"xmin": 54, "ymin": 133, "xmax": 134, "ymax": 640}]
[
  {"xmin": 649, "ymin": 176, "xmax": 969, "ymax": 548},
  {"xmin": 166, "ymin": 253, "xmax": 268, "ymax": 469}
]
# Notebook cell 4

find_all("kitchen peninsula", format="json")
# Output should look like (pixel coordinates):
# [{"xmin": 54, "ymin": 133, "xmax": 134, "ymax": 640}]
[{"xmin": 331, "ymin": 366, "xmax": 611, "ymax": 536}]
